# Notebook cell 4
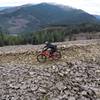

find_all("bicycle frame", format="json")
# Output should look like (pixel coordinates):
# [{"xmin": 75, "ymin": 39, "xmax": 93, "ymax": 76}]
[
  {"xmin": 41, "ymin": 50, "xmax": 50, "ymax": 58},
  {"xmin": 37, "ymin": 50, "xmax": 61, "ymax": 62}
]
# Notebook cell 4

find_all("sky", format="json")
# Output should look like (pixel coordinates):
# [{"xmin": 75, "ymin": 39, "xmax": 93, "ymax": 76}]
[{"xmin": 0, "ymin": 0, "xmax": 100, "ymax": 15}]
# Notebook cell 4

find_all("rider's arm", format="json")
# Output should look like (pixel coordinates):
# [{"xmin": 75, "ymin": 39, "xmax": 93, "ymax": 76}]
[{"xmin": 43, "ymin": 46, "xmax": 48, "ymax": 51}]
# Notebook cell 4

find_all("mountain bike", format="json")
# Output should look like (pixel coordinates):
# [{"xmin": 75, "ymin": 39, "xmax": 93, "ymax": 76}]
[{"xmin": 37, "ymin": 49, "xmax": 61, "ymax": 63}]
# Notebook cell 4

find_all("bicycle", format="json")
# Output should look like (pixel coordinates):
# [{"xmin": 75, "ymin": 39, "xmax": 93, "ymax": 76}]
[{"xmin": 37, "ymin": 49, "xmax": 61, "ymax": 63}]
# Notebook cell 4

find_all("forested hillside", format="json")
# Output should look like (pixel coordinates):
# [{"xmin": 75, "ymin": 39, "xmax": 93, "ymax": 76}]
[{"xmin": 0, "ymin": 23, "xmax": 100, "ymax": 46}]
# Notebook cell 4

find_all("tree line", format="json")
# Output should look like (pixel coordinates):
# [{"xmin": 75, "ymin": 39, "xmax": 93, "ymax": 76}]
[{"xmin": 0, "ymin": 23, "xmax": 100, "ymax": 46}]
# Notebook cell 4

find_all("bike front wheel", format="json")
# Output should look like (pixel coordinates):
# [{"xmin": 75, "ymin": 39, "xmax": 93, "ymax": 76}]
[{"xmin": 37, "ymin": 54, "xmax": 47, "ymax": 63}]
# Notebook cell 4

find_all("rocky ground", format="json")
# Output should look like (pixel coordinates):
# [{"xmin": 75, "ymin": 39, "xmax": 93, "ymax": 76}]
[{"xmin": 0, "ymin": 39, "xmax": 100, "ymax": 100}]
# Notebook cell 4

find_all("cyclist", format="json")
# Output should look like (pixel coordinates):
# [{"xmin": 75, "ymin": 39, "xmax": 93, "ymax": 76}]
[{"xmin": 43, "ymin": 41, "xmax": 57, "ymax": 56}]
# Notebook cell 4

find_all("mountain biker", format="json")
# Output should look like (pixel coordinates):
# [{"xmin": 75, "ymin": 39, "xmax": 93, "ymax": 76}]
[{"xmin": 43, "ymin": 41, "xmax": 57, "ymax": 56}]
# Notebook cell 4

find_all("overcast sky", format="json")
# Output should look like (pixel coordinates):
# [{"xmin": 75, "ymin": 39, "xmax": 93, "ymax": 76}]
[{"xmin": 0, "ymin": 0, "xmax": 99, "ymax": 15}]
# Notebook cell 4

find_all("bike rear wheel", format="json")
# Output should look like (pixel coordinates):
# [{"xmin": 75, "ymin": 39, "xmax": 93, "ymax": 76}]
[{"xmin": 37, "ymin": 54, "xmax": 47, "ymax": 63}]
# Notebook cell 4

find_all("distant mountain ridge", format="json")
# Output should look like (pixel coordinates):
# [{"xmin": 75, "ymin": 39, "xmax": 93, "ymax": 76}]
[
  {"xmin": 0, "ymin": 3, "xmax": 98, "ymax": 34},
  {"xmin": 0, "ymin": 7, "xmax": 9, "ymax": 11},
  {"xmin": 94, "ymin": 15, "xmax": 100, "ymax": 20},
  {"xmin": 0, "ymin": 6, "xmax": 14, "ymax": 11}
]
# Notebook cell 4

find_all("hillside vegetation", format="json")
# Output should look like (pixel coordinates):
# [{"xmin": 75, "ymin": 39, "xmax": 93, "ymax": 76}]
[{"xmin": 0, "ymin": 23, "xmax": 100, "ymax": 46}]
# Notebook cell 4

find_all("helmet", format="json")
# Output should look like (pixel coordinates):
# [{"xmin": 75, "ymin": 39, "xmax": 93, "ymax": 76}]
[{"xmin": 45, "ymin": 41, "xmax": 49, "ymax": 45}]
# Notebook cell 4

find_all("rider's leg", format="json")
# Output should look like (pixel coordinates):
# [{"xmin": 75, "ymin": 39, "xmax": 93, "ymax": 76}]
[{"xmin": 50, "ymin": 49, "xmax": 55, "ymax": 55}]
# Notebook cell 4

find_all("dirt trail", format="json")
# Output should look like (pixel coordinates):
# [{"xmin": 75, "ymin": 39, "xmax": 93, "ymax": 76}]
[{"xmin": 0, "ymin": 39, "xmax": 100, "ymax": 65}]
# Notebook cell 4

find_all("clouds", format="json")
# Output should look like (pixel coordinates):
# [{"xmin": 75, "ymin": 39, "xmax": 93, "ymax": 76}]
[
  {"xmin": 55, "ymin": 0, "xmax": 100, "ymax": 14},
  {"xmin": 0, "ymin": 0, "xmax": 99, "ymax": 14},
  {"xmin": 71, "ymin": 0, "xmax": 100, "ymax": 15}
]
